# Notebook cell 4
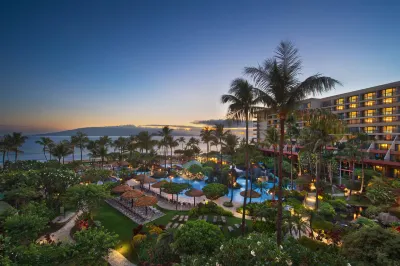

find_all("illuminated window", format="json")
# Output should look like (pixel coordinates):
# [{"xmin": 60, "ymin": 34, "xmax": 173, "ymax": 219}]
[
  {"xmin": 336, "ymin": 105, "xmax": 344, "ymax": 111},
  {"xmin": 349, "ymin": 96, "xmax": 358, "ymax": 102},
  {"xmin": 307, "ymin": 103, "xmax": 311, "ymax": 108},
  {"xmin": 374, "ymin": 165, "xmax": 383, "ymax": 172},
  {"xmin": 382, "ymin": 88, "xmax": 395, "ymax": 97},
  {"xmin": 364, "ymin": 118, "xmax": 375, "ymax": 123},
  {"xmin": 379, "ymin": 144, "xmax": 388, "ymax": 150},
  {"xmin": 364, "ymin": 127, "xmax": 376, "ymax": 133},
  {"xmin": 383, "ymin": 97, "xmax": 394, "ymax": 104},
  {"xmin": 336, "ymin": 98, "xmax": 344, "ymax": 105},
  {"xmin": 349, "ymin": 103, "xmax": 358, "ymax": 108},
  {"xmin": 383, "ymin": 126, "xmax": 395, "ymax": 133},
  {"xmin": 383, "ymin": 107, "xmax": 395, "ymax": 115},
  {"xmin": 364, "ymin": 92, "xmax": 375, "ymax": 100},
  {"xmin": 364, "ymin": 110, "xmax": 375, "ymax": 117},
  {"xmin": 349, "ymin": 112, "xmax": 357, "ymax": 118},
  {"xmin": 383, "ymin": 116, "xmax": 395, "ymax": 122},
  {"xmin": 365, "ymin": 101, "xmax": 375, "ymax": 106}
]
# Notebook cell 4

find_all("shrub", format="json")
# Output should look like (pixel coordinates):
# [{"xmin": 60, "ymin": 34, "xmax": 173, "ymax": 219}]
[
  {"xmin": 327, "ymin": 199, "xmax": 347, "ymax": 212},
  {"xmin": 365, "ymin": 205, "xmax": 387, "ymax": 218},
  {"xmin": 171, "ymin": 220, "xmax": 224, "ymax": 256},
  {"xmin": 354, "ymin": 216, "xmax": 377, "ymax": 227},
  {"xmin": 318, "ymin": 202, "xmax": 336, "ymax": 219},
  {"xmin": 252, "ymin": 220, "xmax": 275, "ymax": 233},
  {"xmin": 298, "ymin": 236, "xmax": 329, "ymax": 251},
  {"xmin": 202, "ymin": 183, "xmax": 228, "ymax": 200}
]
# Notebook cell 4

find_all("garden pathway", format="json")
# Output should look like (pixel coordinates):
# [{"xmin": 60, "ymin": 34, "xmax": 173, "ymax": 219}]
[{"xmin": 39, "ymin": 210, "xmax": 136, "ymax": 266}]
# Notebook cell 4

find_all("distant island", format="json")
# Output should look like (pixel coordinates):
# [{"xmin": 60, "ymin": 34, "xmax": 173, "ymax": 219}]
[{"xmin": 35, "ymin": 125, "xmax": 199, "ymax": 137}]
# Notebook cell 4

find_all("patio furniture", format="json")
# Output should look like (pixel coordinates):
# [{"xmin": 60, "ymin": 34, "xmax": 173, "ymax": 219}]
[
  {"xmin": 221, "ymin": 216, "xmax": 227, "ymax": 224},
  {"xmin": 198, "ymin": 215, "xmax": 204, "ymax": 220},
  {"xmin": 179, "ymin": 216, "xmax": 184, "ymax": 222},
  {"xmin": 172, "ymin": 215, "xmax": 179, "ymax": 221},
  {"xmin": 234, "ymin": 224, "xmax": 240, "ymax": 229},
  {"xmin": 203, "ymin": 215, "xmax": 208, "ymax": 221},
  {"xmin": 184, "ymin": 215, "xmax": 188, "ymax": 222},
  {"xmin": 165, "ymin": 222, "xmax": 172, "ymax": 229},
  {"xmin": 213, "ymin": 216, "xmax": 217, "ymax": 223},
  {"xmin": 228, "ymin": 226, "xmax": 234, "ymax": 232}
]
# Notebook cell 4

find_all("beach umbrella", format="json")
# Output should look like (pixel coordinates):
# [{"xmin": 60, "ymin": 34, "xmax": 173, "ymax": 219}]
[
  {"xmin": 132, "ymin": 195, "xmax": 158, "ymax": 215},
  {"xmin": 112, "ymin": 184, "xmax": 133, "ymax": 194},
  {"xmin": 185, "ymin": 189, "xmax": 204, "ymax": 206},
  {"xmin": 240, "ymin": 190, "xmax": 261, "ymax": 198},
  {"xmin": 142, "ymin": 176, "xmax": 157, "ymax": 190},
  {"xmin": 121, "ymin": 189, "xmax": 145, "ymax": 208},
  {"xmin": 135, "ymin": 174, "xmax": 147, "ymax": 181},
  {"xmin": 152, "ymin": 180, "xmax": 168, "ymax": 196}
]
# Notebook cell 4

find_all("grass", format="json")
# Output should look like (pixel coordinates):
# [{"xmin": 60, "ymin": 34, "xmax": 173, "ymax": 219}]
[{"xmin": 93, "ymin": 202, "xmax": 255, "ymax": 263}]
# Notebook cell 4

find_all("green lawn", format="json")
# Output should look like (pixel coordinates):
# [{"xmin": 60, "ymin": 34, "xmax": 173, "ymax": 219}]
[{"xmin": 93, "ymin": 202, "xmax": 253, "ymax": 263}]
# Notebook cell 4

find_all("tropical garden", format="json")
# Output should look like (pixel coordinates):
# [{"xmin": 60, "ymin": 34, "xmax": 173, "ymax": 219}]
[{"xmin": 0, "ymin": 41, "xmax": 399, "ymax": 265}]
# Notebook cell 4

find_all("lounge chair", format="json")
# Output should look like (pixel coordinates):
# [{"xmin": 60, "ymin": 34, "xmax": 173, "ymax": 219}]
[
  {"xmin": 213, "ymin": 216, "xmax": 217, "ymax": 223},
  {"xmin": 228, "ymin": 226, "xmax": 234, "ymax": 232},
  {"xmin": 198, "ymin": 215, "xmax": 203, "ymax": 220},
  {"xmin": 172, "ymin": 223, "xmax": 179, "ymax": 229},
  {"xmin": 234, "ymin": 224, "xmax": 240, "ymax": 229},
  {"xmin": 179, "ymin": 216, "xmax": 184, "ymax": 222},
  {"xmin": 184, "ymin": 215, "xmax": 189, "ymax": 222},
  {"xmin": 203, "ymin": 215, "xmax": 208, "ymax": 221},
  {"xmin": 172, "ymin": 215, "xmax": 178, "ymax": 221},
  {"xmin": 165, "ymin": 222, "xmax": 172, "ymax": 229},
  {"xmin": 221, "ymin": 216, "xmax": 227, "ymax": 224}
]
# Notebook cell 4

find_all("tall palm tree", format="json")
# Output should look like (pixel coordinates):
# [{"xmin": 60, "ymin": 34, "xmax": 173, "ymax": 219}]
[
  {"xmin": 348, "ymin": 132, "xmax": 369, "ymax": 193},
  {"xmin": 212, "ymin": 124, "xmax": 230, "ymax": 170},
  {"xmin": 177, "ymin": 136, "xmax": 186, "ymax": 150},
  {"xmin": 286, "ymin": 113, "xmax": 300, "ymax": 190},
  {"xmin": 136, "ymin": 131, "xmax": 157, "ymax": 154},
  {"xmin": 158, "ymin": 126, "xmax": 173, "ymax": 169},
  {"xmin": 9, "ymin": 132, "xmax": 28, "ymax": 162},
  {"xmin": 221, "ymin": 78, "xmax": 263, "ymax": 235},
  {"xmin": 98, "ymin": 135, "xmax": 112, "ymax": 147},
  {"xmin": 51, "ymin": 141, "xmax": 72, "ymax": 164},
  {"xmin": 200, "ymin": 127, "xmax": 215, "ymax": 162},
  {"xmin": 0, "ymin": 135, "xmax": 12, "ymax": 168},
  {"xmin": 69, "ymin": 136, "xmax": 77, "ymax": 161},
  {"xmin": 343, "ymin": 142, "xmax": 360, "ymax": 199},
  {"xmin": 35, "ymin": 137, "xmax": 54, "ymax": 161},
  {"xmin": 264, "ymin": 126, "xmax": 279, "ymax": 198},
  {"xmin": 113, "ymin": 137, "xmax": 129, "ymax": 160},
  {"xmin": 245, "ymin": 41, "xmax": 341, "ymax": 245},
  {"xmin": 167, "ymin": 136, "xmax": 179, "ymax": 166},
  {"xmin": 72, "ymin": 131, "xmax": 89, "ymax": 161}
]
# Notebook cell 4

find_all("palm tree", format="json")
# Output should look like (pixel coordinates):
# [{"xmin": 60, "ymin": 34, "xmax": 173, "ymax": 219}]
[
  {"xmin": 72, "ymin": 131, "xmax": 89, "ymax": 161},
  {"xmin": 286, "ymin": 113, "xmax": 300, "ymax": 190},
  {"xmin": 0, "ymin": 135, "xmax": 12, "ymax": 168},
  {"xmin": 211, "ymin": 124, "xmax": 230, "ymax": 170},
  {"xmin": 221, "ymin": 78, "xmax": 263, "ymax": 235},
  {"xmin": 264, "ymin": 127, "xmax": 279, "ymax": 198},
  {"xmin": 348, "ymin": 132, "xmax": 369, "ymax": 193},
  {"xmin": 51, "ymin": 141, "xmax": 72, "ymax": 164},
  {"xmin": 200, "ymin": 127, "xmax": 215, "ymax": 162},
  {"xmin": 167, "ymin": 136, "xmax": 179, "ymax": 166},
  {"xmin": 245, "ymin": 41, "xmax": 341, "ymax": 245},
  {"xmin": 35, "ymin": 137, "xmax": 54, "ymax": 161},
  {"xmin": 177, "ymin": 136, "xmax": 186, "ymax": 150},
  {"xmin": 99, "ymin": 135, "xmax": 112, "ymax": 147},
  {"xmin": 113, "ymin": 137, "xmax": 128, "ymax": 160},
  {"xmin": 69, "ymin": 136, "xmax": 77, "ymax": 161},
  {"xmin": 158, "ymin": 126, "xmax": 173, "ymax": 169},
  {"xmin": 9, "ymin": 132, "xmax": 28, "ymax": 162},
  {"xmin": 343, "ymin": 142, "xmax": 360, "ymax": 199},
  {"xmin": 136, "ymin": 131, "xmax": 157, "ymax": 154}
]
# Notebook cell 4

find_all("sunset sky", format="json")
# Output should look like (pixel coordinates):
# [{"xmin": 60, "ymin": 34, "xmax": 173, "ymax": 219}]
[{"xmin": 1, "ymin": 0, "xmax": 399, "ymax": 134}]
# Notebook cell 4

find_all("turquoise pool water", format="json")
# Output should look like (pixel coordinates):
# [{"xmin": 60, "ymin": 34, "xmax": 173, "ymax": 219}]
[{"xmin": 156, "ymin": 176, "xmax": 277, "ymax": 203}]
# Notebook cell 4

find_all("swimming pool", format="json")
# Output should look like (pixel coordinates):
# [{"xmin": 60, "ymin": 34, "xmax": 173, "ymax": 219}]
[{"xmin": 155, "ymin": 176, "xmax": 277, "ymax": 203}]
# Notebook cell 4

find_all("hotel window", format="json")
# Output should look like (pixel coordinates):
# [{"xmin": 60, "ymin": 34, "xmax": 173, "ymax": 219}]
[
  {"xmin": 365, "ymin": 110, "xmax": 375, "ymax": 117},
  {"xmin": 379, "ymin": 144, "xmax": 389, "ymax": 150},
  {"xmin": 349, "ymin": 112, "xmax": 357, "ymax": 118},
  {"xmin": 307, "ymin": 103, "xmax": 311, "ymax": 108},
  {"xmin": 336, "ymin": 98, "xmax": 344, "ymax": 105},
  {"xmin": 364, "ymin": 92, "xmax": 375, "ymax": 100},
  {"xmin": 349, "ymin": 96, "xmax": 358, "ymax": 102},
  {"xmin": 336, "ymin": 105, "xmax": 344, "ymax": 111},
  {"xmin": 364, "ymin": 126, "xmax": 375, "ymax": 133},
  {"xmin": 383, "ymin": 107, "xmax": 395, "ymax": 115},
  {"xmin": 364, "ymin": 101, "xmax": 375, "ymax": 106},
  {"xmin": 383, "ymin": 126, "xmax": 395, "ymax": 133},
  {"xmin": 382, "ymin": 88, "xmax": 395, "ymax": 97},
  {"xmin": 364, "ymin": 118, "xmax": 375, "ymax": 123},
  {"xmin": 349, "ymin": 103, "xmax": 358, "ymax": 109},
  {"xmin": 383, "ymin": 97, "xmax": 394, "ymax": 104},
  {"xmin": 382, "ymin": 116, "xmax": 395, "ymax": 122}
]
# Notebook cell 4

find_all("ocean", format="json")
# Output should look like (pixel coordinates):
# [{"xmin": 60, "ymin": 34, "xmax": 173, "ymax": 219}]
[{"xmin": 3, "ymin": 135, "xmax": 210, "ymax": 162}]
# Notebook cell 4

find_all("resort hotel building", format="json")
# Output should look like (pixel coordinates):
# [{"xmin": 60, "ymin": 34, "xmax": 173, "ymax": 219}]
[{"xmin": 254, "ymin": 81, "xmax": 400, "ymax": 178}]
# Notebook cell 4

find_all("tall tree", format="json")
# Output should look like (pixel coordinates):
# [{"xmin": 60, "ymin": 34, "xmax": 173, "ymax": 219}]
[
  {"xmin": 9, "ymin": 132, "xmax": 28, "ymax": 162},
  {"xmin": 245, "ymin": 41, "xmax": 340, "ymax": 245},
  {"xmin": 212, "ymin": 124, "xmax": 230, "ymax": 170},
  {"xmin": 177, "ymin": 136, "xmax": 186, "ymax": 150},
  {"xmin": 51, "ymin": 141, "xmax": 72, "ymax": 164},
  {"xmin": 264, "ymin": 126, "xmax": 279, "ymax": 198},
  {"xmin": 167, "ymin": 136, "xmax": 179, "ymax": 166},
  {"xmin": 200, "ymin": 127, "xmax": 215, "ymax": 162},
  {"xmin": 348, "ymin": 132, "xmax": 369, "ymax": 193},
  {"xmin": 72, "ymin": 131, "xmax": 89, "ymax": 161},
  {"xmin": 221, "ymin": 78, "xmax": 262, "ymax": 235},
  {"xmin": 113, "ymin": 137, "xmax": 128, "ymax": 160},
  {"xmin": 35, "ymin": 137, "xmax": 54, "ymax": 161},
  {"xmin": 286, "ymin": 113, "xmax": 300, "ymax": 190},
  {"xmin": 158, "ymin": 126, "xmax": 173, "ymax": 169}
]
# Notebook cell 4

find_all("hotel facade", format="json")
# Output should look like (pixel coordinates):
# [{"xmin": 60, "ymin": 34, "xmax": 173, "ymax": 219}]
[{"xmin": 254, "ymin": 81, "xmax": 400, "ymax": 178}]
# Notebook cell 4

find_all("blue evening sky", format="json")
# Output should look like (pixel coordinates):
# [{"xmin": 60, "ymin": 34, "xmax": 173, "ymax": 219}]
[{"xmin": 0, "ymin": 0, "xmax": 399, "ymax": 133}]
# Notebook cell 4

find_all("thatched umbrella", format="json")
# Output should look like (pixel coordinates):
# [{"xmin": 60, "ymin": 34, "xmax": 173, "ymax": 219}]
[
  {"xmin": 121, "ymin": 189, "xmax": 145, "ymax": 208},
  {"xmin": 135, "ymin": 174, "xmax": 147, "ymax": 181},
  {"xmin": 119, "ymin": 161, "xmax": 130, "ymax": 167},
  {"xmin": 133, "ymin": 195, "xmax": 158, "ymax": 215},
  {"xmin": 112, "ymin": 184, "xmax": 133, "ymax": 194},
  {"xmin": 240, "ymin": 190, "xmax": 261, "ymax": 199},
  {"xmin": 142, "ymin": 176, "xmax": 157, "ymax": 190},
  {"xmin": 152, "ymin": 180, "xmax": 168, "ymax": 196},
  {"xmin": 185, "ymin": 189, "xmax": 204, "ymax": 206}
]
